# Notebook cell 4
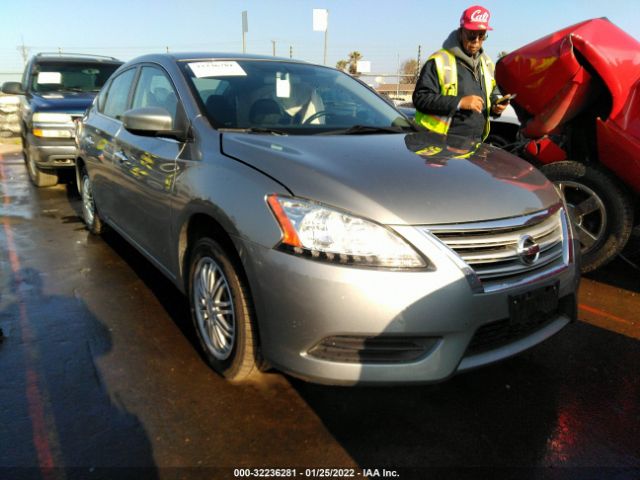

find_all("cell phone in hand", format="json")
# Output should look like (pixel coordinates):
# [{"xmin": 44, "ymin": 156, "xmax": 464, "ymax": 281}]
[{"xmin": 496, "ymin": 93, "xmax": 516, "ymax": 105}]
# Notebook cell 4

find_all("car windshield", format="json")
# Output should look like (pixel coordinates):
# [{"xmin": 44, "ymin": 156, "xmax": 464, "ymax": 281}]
[
  {"xmin": 181, "ymin": 59, "xmax": 413, "ymax": 134},
  {"xmin": 31, "ymin": 62, "xmax": 120, "ymax": 94}
]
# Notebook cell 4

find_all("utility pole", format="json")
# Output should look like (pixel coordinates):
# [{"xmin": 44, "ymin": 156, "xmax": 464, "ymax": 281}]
[
  {"xmin": 272, "ymin": 40, "xmax": 276, "ymax": 56},
  {"xmin": 17, "ymin": 37, "xmax": 30, "ymax": 66},
  {"xmin": 396, "ymin": 53, "xmax": 400, "ymax": 98},
  {"xmin": 323, "ymin": 13, "xmax": 329, "ymax": 66},
  {"xmin": 416, "ymin": 45, "xmax": 422, "ymax": 83},
  {"xmin": 313, "ymin": 9, "xmax": 329, "ymax": 65},
  {"xmin": 242, "ymin": 11, "xmax": 248, "ymax": 53}
]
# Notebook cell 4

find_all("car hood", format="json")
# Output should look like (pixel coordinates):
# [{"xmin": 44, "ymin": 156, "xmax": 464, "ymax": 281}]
[
  {"xmin": 31, "ymin": 91, "xmax": 96, "ymax": 114},
  {"xmin": 221, "ymin": 131, "xmax": 560, "ymax": 225}
]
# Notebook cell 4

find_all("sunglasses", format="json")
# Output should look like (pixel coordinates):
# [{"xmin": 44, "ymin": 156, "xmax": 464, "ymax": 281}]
[{"xmin": 463, "ymin": 30, "xmax": 488, "ymax": 41}]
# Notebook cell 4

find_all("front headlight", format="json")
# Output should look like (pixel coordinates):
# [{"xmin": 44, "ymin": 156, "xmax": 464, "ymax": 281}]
[
  {"xmin": 33, "ymin": 129, "xmax": 73, "ymax": 138},
  {"xmin": 32, "ymin": 112, "xmax": 73, "ymax": 123},
  {"xmin": 267, "ymin": 195, "xmax": 428, "ymax": 269}
]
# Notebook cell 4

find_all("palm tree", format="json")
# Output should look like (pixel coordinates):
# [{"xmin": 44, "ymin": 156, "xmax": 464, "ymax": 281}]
[
  {"xmin": 347, "ymin": 51, "xmax": 363, "ymax": 75},
  {"xmin": 335, "ymin": 60, "xmax": 348, "ymax": 71}
]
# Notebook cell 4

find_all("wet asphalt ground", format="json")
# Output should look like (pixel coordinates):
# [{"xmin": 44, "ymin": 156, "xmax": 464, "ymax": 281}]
[{"xmin": 1, "ymin": 143, "xmax": 639, "ymax": 480}]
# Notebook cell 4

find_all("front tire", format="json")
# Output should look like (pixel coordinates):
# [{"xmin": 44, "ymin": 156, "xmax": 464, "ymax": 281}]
[
  {"xmin": 541, "ymin": 161, "xmax": 634, "ymax": 272},
  {"xmin": 23, "ymin": 137, "xmax": 58, "ymax": 187},
  {"xmin": 188, "ymin": 237, "xmax": 258, "ymax": 382}
]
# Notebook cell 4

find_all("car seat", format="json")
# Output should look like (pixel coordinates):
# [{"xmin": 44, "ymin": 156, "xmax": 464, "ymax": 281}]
[
  {"xmin": 151, "ymin": 87, "xmax": 177, "ymax": 118},
  {"xmin": 249, "ymin": 98, "xmax": 286, "ymax": 125},
  {"xmin": 206, "ymin": 95, "xmax": 237, "ymax": 127},
  {"xmin": 280, "ymin": 85, "xmax": 325, "ymax": 124}
]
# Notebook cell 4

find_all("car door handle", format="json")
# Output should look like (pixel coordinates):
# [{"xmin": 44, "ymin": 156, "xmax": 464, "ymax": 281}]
[{"xmin": 114, "ymin": 151, "xmax": 128, "ymax": 164}]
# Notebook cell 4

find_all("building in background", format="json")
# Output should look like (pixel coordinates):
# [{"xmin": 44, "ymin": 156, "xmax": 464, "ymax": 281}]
[{"xmin": 375, "ymin": 83, "xmax": 416, "ymax": 103}]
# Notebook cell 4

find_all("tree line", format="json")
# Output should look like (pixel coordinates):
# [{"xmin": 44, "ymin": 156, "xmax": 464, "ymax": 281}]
[
  {"xmin": 335, "ymin": 52, "xmax": 420, "ymax": 83},
  {"xmin": 335, "ymin": 50, "xmax": 511, "ymax": 81}
]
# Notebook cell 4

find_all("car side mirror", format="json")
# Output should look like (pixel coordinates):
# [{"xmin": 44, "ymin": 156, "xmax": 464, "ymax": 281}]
[
  {"xmin": 2, "ymin": 82, "xmax": 25, "ymax": 95},
  {"xmin": 122, "ymin": 107, "xmax": 187, "ymax": 141}
]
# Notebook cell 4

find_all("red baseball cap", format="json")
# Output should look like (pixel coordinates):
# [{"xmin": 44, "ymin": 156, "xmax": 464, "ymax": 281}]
[{"xmin": 460, "ymin": 5, "xmax": 493, "ymax": 31}]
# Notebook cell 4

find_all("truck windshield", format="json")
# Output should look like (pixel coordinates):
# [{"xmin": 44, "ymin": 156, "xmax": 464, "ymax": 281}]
[
  {"xmin": 181, "ymin": 59, "xmax": 413, "ymax": 135},
  {"xmin": 31, "ymin": 62, "xmax": 120, "ymax": 94}
]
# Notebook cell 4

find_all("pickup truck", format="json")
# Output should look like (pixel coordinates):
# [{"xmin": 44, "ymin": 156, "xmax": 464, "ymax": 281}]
[{"xmin": 2, "ymin": 53, "xmax": 122, "ymax": 187}]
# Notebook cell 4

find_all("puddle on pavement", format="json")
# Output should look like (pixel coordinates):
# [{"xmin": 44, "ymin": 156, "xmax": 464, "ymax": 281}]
[
  {"xmin": 39, "ymin": 209, "xmax": 59, "ymax": 219},
  {"xmin": 0, "ymin": 204, "xmax": 33, "ymax": 220},
  {"xmin": 62, "ymin": 215, "xmax": 83, "ymax": 224}
]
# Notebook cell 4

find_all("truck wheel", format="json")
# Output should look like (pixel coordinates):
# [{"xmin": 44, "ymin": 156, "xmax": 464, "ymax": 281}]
[
  {"xmin": 541, "ymin": 161, "xmax": 634, "ymax": 272},
  {"xmin": 80, "ymin": 168, "xmax": 105, "ymax": 235},
  {"xmin": 188, "ymin": 237, "xmax": 259, "ymax": 382},
  {"xmin": 23, "ymin": 139, "xmax": 58, "ymax": 187}
]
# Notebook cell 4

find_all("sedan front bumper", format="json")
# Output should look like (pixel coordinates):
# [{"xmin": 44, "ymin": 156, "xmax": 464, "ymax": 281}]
[{"xmin": 241, "ymin": 231, "xmax": 579, "ymax": 385}]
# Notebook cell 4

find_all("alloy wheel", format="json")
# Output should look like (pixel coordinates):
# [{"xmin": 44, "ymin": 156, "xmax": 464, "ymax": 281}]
[
  {"xmin": 192, "ymin": 257, "xmax": 236, "ymax": 360},
  {"xmin": 556, "ymin": 180, "xmax": 607, "ymax": 254},
  {"xmin": 81, "ymin": 175, "xmax": 95, "ymax": 227}
]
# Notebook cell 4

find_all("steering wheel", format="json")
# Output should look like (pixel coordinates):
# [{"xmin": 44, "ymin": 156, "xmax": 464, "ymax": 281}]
[{"xmin": 302, "ymin": 110, "xmax": 329, "ymax": 125}]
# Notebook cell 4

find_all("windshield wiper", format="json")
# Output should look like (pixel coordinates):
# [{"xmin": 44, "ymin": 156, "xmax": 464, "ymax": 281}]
[
  {"xmin": 319, "ymin": 125, "xmax": 413, "ymax": 135},
  {"xmin": 219, "ymin": 127, "xmax": 288, "ymax": 136},
  {"xmin": 60, "ymin": 87, "xmax": 85, "ymax": 93}
]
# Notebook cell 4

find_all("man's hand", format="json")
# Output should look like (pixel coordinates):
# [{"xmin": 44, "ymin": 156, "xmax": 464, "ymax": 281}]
[
  {"xmin": 491, "ymin": 102, "xmax": 508, "ymax": 115},
  {"xmin": 459, "ymin": 95, "xmax": 484, "ymax": 113}
]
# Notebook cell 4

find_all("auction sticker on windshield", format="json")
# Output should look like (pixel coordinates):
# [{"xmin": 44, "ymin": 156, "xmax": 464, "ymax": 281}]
[
  {"xmin": 37, "ymin": 72, "xmax": 62, "ymax": 84},
  {"xmin": 189, "ymin": 61, "xmax": 247, "ymax": 78}
]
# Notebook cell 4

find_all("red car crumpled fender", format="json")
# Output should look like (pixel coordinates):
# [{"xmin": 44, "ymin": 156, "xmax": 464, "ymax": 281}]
[{"xmin": 496, "ymin": 18, "xmax": 640, "ymax": 193}]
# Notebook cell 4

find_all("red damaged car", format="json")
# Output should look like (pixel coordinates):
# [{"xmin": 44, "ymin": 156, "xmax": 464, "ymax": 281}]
[{"xmin": 495, "ymin": 18, "xmax": 640, "ymax": 272}]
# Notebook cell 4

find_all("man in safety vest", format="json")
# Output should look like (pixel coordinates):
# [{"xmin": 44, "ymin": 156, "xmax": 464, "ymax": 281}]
[{"xmin": 413, "ymin": 5, "xmax": 508, "ymax": 141}]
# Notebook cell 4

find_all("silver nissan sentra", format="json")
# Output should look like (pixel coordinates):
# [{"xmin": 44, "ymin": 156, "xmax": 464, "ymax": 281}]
[{"xmin": 75, "ymin": 53, "xmax": 579, "ymax": 385}]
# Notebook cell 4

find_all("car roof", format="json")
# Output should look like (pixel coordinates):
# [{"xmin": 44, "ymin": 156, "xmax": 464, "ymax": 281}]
[
  {"xmin": 125, "ymin": 52, "xmax": 310, "ymax": 66},
  {"xmin": 33, "ymin": 55, "xmax": 122, "ymax": 66}
]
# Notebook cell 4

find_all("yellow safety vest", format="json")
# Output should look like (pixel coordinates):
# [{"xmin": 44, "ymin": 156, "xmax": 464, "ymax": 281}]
[{"xmin": 415, "ymin": 49, "xmax": 496, "ymax": 140}]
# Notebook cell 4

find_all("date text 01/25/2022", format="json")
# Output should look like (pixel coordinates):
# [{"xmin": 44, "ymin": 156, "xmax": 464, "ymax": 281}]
[{"xmin": 233, "ymin": 468, "xmax": 400, "ymax": 478}]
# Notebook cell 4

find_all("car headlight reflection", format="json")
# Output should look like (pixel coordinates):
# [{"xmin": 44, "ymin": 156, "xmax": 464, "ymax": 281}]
[{"xmin": 267, "ymin": 195, "xmax": 428, "ymax": 269}]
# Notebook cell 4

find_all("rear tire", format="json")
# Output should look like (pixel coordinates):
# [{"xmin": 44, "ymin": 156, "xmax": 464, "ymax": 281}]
[
  {"xmin": 23, "ymin": 138, "xmax": 58, "ymax": 187},
  {"xmin": 541, "ymin": 161, "xmax": 634, "ymax": 272},
  {"xmin": 188, "ymin": 237, "xmax": 258, "ymax": 382},
  {"xmin": 80, "ymin": 168, "xmax": 105, "ymax": 235}
]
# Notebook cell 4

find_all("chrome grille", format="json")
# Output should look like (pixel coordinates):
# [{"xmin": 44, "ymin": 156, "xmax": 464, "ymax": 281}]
[{"xmin": 427, "ymin": 208, "xmax": 567, "ymax": 284}]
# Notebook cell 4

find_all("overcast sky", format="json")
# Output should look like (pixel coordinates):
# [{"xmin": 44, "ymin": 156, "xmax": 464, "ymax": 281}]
[{"xmin": 1, "ymin": 0, "xmax": 638, "ymax": 78}]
